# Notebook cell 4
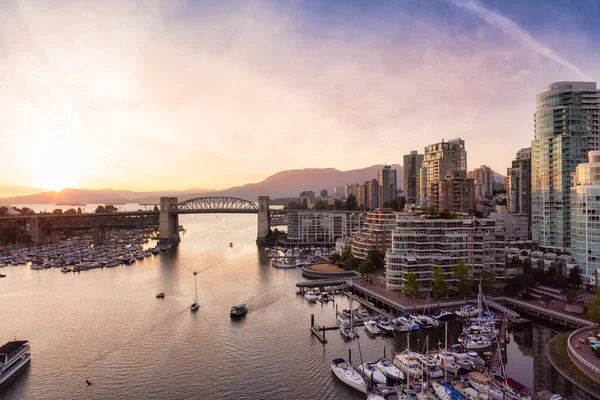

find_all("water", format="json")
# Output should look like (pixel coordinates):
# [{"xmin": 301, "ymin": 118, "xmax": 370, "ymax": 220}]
[{"xmin": 0, "ymin": 214, "xmax": 570, "ymax": 399}]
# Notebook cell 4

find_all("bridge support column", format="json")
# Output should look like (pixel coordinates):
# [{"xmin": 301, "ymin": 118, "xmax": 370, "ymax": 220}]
[
  {"xmin": 93, "ymin": 227, "xmax": 106, "ymax": 246},
  {"xmin": 30, "ymin": 216, "xmax": 44, "ymax": 244},
  {"xmin": 257, "ymin": 196, "xmax": 270, "ymax": 243},
  {"xmin": 159, "ymin": 197, "xmax": 179, "ymax": 244}
]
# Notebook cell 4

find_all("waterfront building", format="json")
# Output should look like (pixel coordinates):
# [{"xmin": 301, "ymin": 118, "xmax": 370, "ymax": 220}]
[
  {"xmin": 427, "ymin": 171, "xmax": 475, "ymax": 212},
  {"xmin": 571, "ymin": 150, "xmax": 600, "ymax": 287},
  {"xmin": 287, "ymin": 211, "xmax": 366, "ymax": 244},
  {"xmin": 385, "ymin": 215, "xmax": 506, "ymax": 292},
  {"xmin": 469, "ymin": 165, "xmax": 494, "ymax": 199},
  {"xmin": 507, "ymin": 148, "xmax": 532, "ymax": 237},
  {"xmin": 378, "ymin": 165, "xmax": 397, "ymax": 208},
  {"xmin": 403, "ymin": 151, "xmax": 424, "ymax": 205},
  {"xmin": 532, "ymin": 81, "xmax": 600, "ymax": 252},
  {"xmin": 351, "ymin": 208, "xmax": 397, "ymax": 260}
]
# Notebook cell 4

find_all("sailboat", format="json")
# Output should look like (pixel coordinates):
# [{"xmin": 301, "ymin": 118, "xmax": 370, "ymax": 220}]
[{"xmin": 191, "ymin": 271, "xmax": 200, "ymax": 312}]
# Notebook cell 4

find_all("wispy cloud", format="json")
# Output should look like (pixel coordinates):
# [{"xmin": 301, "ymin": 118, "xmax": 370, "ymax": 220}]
[{"xmin": 444, "ymin": 0, "xmax": 590, "ymax": 80}]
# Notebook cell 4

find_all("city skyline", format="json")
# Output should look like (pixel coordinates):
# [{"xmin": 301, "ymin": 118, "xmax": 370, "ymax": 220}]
[{"xmin": 1, "ymin": 1, "xmax": 599, "ymax": 195}]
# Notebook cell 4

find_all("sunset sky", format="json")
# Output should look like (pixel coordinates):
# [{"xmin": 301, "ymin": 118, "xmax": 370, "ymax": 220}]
[{"xmin": 1, "ymin": 0, "xmax": 599, "ymax": 196}]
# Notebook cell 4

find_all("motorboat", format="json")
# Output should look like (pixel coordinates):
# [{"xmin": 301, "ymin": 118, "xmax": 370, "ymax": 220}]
[
  {"xmin": 463, "ymin": 324, "xmax": 496, "ymax": 336},
  {"xmin": 391, "ymin": 318, "xmax": 411, "ymax": 332},
  {"xmin": 272, "ymin": 259, "xmax": 295, "ymax": 269},
  {"xmin": 0, "ymin": 340, "xmax": 31, "ymax": 386},
  {"xmin": 452, "ymin": 380, "xmax": 486, "ymax": 400},
  {"xmin": 375, "ymin": 318, "xmax": 395, "ymax": 335},
  {"xmin": 156, "ymin": 292, "xmax": 165, "ymax": 299},
  {"xmin": 229, "ymin": 242, "xmax": 233, "ymax": 248},
  {"xmin": 364, "ymin": 320, "xmax": 381, "ymax": 335},
  {"xmin": 0, "ymin": 273, "xmax": 5, "ymax": 278},
  {"xmin": 452, "ymin": 344, "xmax": 486, "ymax": 368},
  {"xmin": 432, "ymin": 382, "xmax": 452, "ymax": 400},
  {"xmin": 375, "ymin": 358, "xmax": 404, "ymax": 381},
  {"xmin": 304, "ymin": 291, "xmax": 318, "ymax": 302},
  {"xmin": 319, "ymin": 292, "xmax": 333, "ymax": 302},
  {"xmin": 449, "ymin": 349, "xmax": 477, "ymax": 371},
  {"xmin": 357, "ymin": 307, "xmax": 370, "ymax": 318},
  {"xmin": 393, "ymin": 352, "xmax": 423, "ymax": 380},
  {"xmin": 455, "ymin": 305, "xmax": 480, "ymax": 318},
  {"xmin": 468, "ymin": 372, "xmax": 503, "ymax": 400},
  {"xmin": 432, "ymin": 351, "xmax": 461, "ymax": 375},
  {"xmin": 331, "ymin": 358, "xmax": 366, "ymax": 393},
  {"xmin": 230, "ymin": 303, "xmax": 248, "ymax": 317},
  {"xmin": 459, "ymin": 335, "xmax": 492, "ymax": 351},
  {"xmin": 414, "ymin": 353, "xmax": 443, "ymax": 379},
  {"xmin": 358, "ymin": 363, "xmax": 387, "ymax": 385},
  {"xmin": 60, "ymin": 267, "xmax": 70, "ymax": 273},
  {"xmin": 398, "ymin": 315, "xmax": 420, "ymax": 331},
  {"xmin": 339, "ymin": 321, "xmax": 358, "ymax": 340},
  {"xmin": 493, "ymin": 375, "xmax": 532, "ymax": 400},
  {"xmin": 191, "ymin": 271, "xmax": 200, "ymax": 312},
  {"xmin": 414, "ymin": 314, "xmax": 438, "ymax": 329}
]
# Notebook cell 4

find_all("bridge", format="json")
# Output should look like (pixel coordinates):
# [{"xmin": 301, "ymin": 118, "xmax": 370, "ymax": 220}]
[{"xmin": 0, "ymin": 196, "xmax": 286, "ymax": 245}]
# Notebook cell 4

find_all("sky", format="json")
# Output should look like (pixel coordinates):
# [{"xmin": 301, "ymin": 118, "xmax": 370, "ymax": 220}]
[{"xmin": 0, "ymin": 0, "xmax": 599, "ymax": 196}]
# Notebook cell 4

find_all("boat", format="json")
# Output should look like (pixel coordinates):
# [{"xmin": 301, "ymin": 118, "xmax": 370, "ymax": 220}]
[
  {"xmin": 452, "ymin": 381, "xmax": 485, "ymax": 400},
  {"xmin": 432, "ymin": 381, "xmax": 452, "ymax": 400},
  {"xmin": 459, "ymin": 335, "xmax": 492, "ymax": 351},
  {"xmin": 304, "ymin": 291, "xmax": 318, "ymax": 302},
  {"xmin": 358, "ymin": 363, "xmax": 387, "ymax": 384},
  {"xmin": 339, "ymin": 321, "xmax": 358, "ymax": 340},
  {"xmin": 191, "ymin": 271, "xmax": 200, "ymax": 312},
  {"xmin": 468, "ymin": 372, "xmax": 503, "ymax": 400},
  {"xmin": 364, "ymin": 320, "xmax": 381, "ymax": 335},
  {"xmin": 432, "ymin": 351, "xmax": 461, "ymax": 375},
  {"xmin": 272, "ymin": 259, "xmax": 295, "ymax": 269},
  {"xmin": 394, "ymin": 352, "xmax": 423, "ymax": 380},
  {"xmin": 318, "ymin": 292, "xmax": 332, "ymax": 302},
  {"xmin": 375, "ymin": 357, "xmax": 404, "ymax": 381},
  {"xmin": 375, "ymin": 318, "xmax": 395, "ymax": 335},
  {"xmin": 151, "ymin": 247, "xmax": 160, "ymax": 255},
  {"xmin": 0, "ymin": 340, "xmax": 31, "ymax": 386},
  {"xmin": 330, "ymin": 357, "xmax": 366, "ymax": 393},
  {"xmin": 455, "ymin": 305, "xmax": 480, "ymax": 318},
  {"xmin": 493, "ymin": 375, "xmax": 532, "ymax": 400},
  {"xmin": 0, "ymin": 273, "xmax": 5, "ymax": 278},
  {"xmin": 391, "ymin": 318, "xmax": 411, "ymax": 332},
  {"xmin": 229, "ymin": 242, "xmax": 233, "ymax": 248},
  {"xmin": 414, "ymin": 352, "xmax": 443, "ymax": 379},
  {"xmin": 431, "ymin": 308, "xmax": 454, "ymax": 322},
  {"xmin": 449, "ymin": 348, "xmax": 477, "ymax": 371},
  {"xmin": 156, "ymin": 292, "xmax": 165, "ymax": 299},
  {"xmin": 230, "ymin": 303, "xmax": 248, "ymax": 317},
  {"xmin": 357, "ymin": 307, "xmax": 370, "ymax": 318},
  {"xmin": 414, "ymin": 314, "xmax": 438, "ymax": 329},
  {"xmin": 398, "ymin": 314, "xmax": 420, "ymax": 330}
]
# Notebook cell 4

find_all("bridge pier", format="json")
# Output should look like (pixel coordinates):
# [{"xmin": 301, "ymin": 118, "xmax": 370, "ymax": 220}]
[
  {"xmin": 257, "ymin": 196, "xmax": 270, "ymax": 243},
  {"xmin": 93, "ymin": 227, "xmax": 106, "ymax": 246},
  {"xmin": 159, "ymin": 197, "xmax": 179, "ymax": 244},
  {"xmin": 30, "ymin": 216, "xmax": 44, "ymax": 244}
]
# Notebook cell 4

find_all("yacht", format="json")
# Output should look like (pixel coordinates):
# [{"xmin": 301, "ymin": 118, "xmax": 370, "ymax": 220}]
[
  {"xmin": 414, "ymin": 314, "xmax": 438, "ymax": 329},
  {"xmin": 468, "ymin": 372, "xmax": 503, "ymax": 400},
  {"xmin": 414, "ymin": 353, "xmax": 443, "ymax": 379},
  {"xmin": 398, "ymin": 315, "xmax": 420, "ymax": 331},
  {"xmin": 304, "ymin": 291, "xmax": 318, "ymax": 302},
  {"xmin": 391, "ymin": 318, "xmax": 411, "ymax": 332},
  {"xmin": 455, "ymin": 305, "xmax": 480, "ymax": 318},
  {"xmin": 364, "ymin": 320, "xmax": 381, "ymax": 335},
  {"xmin": 0, "ymin": 340, "xmax": 31, "ymax": 386},
  {"xmin": 459, "ymin": 335, "xmax": 492, "ymax": 351},
  {"xmin": 375, "ymin": 318, "xmax": 395, "ymax": 335},
  {"xmin": 452, "ymin": 344, "xmax": 486, "ymax": 367},
  {"xmin": 393, "ymin": 352, "xmax": 422, "ymax": 380},
  {"xmin": 191, "ymin": 271, "xmax": 200, "ymax": 312},
  {"xmin": 432, "ymin": 382, "xmax": 452, "ymax": 400},
  {"xmin": 357, "ymin": 307, "xmax": 370, "ymax": 318},
  {"xmin": 432, "ymin": 351, "xmax": 461, "ymax": 375},
  {"xmin": 448, "ymin": 349, "xmax": 477, "ymax": 371},
  {"xmin": 331, "ymin": 358, "xmax": 366, "ymax": 393},
  {"xmin": 358, "ymin": 363, "xmax": 387, "ymax": 385},
  {"xmin": 339, "ymin": 321, "xmax": 358, "ymax": 340},
  {"xmin": 375, "ymin": 358, "xmax": 404, "ymax": 381},
  {"xmin": 60, "ymin": 266, "xmax": 70, "ymax": 273}
]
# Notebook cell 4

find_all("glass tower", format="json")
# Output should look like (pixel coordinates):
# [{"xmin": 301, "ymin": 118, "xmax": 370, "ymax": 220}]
[{"xmin": 531, "ymin": 82, "xmax": 600, "ymax": 251}]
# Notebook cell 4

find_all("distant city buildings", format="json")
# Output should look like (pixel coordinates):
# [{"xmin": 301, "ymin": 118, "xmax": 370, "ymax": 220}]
[
  {"xmin": 366, "ymin": 179, "xmax": 380, "ymax": 210},
  {"xmin": 345, "ymin": 184, "xmax": 355, "ymax": 199},
  {"xmin": 531, "ymin": 81, "xmax": 600, "ymax": 252},
  {"xmin": 428, "ymin": 171, "xmax": 475, "ymax": 212},
  {"xmin": 403, "ymin": 151, "xmax": 423, "ymax": 205},
  {"xmin": 378, "ymin": 165, "xmax": 397, "ymax": 208},
  {"xmin": 333, "ymin": 186, "xmax": 345, "ymax": 199},
  {"xmin": 320, "ymin": 189, "xmax": 328, "ymax": 198},
  {"xmin": 469, "ymin": 165, "xmax": 493, "ymax": 199},
  {"xmin": 507, "ymin": 148, "xmax": 532, "ymax": 237}
]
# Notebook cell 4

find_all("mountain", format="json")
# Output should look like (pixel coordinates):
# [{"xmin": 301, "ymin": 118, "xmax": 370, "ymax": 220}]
[
  {"xmin": 0, "ymin": 165, "xmax": 403, "ymax": 204},
  {"xmin": 492, "ymin": 171, "xmax": 506, "ymax": 182}
]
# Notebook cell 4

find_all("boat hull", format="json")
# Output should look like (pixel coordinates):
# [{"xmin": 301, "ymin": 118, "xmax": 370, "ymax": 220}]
[{"xmin": 0, "ymin": 354, "xmax": 31, "ymax": 386}]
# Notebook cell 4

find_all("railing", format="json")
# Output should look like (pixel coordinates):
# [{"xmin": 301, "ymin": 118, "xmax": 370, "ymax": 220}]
[
  {"xmin": 295, "ymin": 277, "xmax": 358, "ymax": 288},
  {"xmin": 493, "ymin": 297, "xmax": 594, "ymax": 327},
  {"xmin": 567, "ymin": 326, "xmax": 600, "ymax": 377},
  {"xmin": 486, "ymin": 299, "xmax": 520, "ymax": 318}
]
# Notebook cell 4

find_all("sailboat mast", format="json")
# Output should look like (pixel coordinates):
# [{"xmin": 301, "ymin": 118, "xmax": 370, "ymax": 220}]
[
  {"xmin": 444, "ymin": 321, "xmax": 448, "ymax": 382},
  {"xmin": 194, "ymin": 272, "xmax": 198, "ymax": 304}
]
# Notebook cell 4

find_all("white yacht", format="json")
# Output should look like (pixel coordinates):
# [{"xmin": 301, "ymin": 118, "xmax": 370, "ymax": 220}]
[
  {"xmin": 459, "ymin": 335, "xmax": 492, "ymax": 351},
  {"xmin": 448, "ymin": 349, "xmax": 476, "ymax": 371},
  {"xmin": 364, "ymin": 320, "xmax": 381, "ymax": 335},
  {"xmin": 391, "ymin": 318, "xmax": 411, "ymax": 332},
  {"xmin": 375, "ymin": 358, "xmax": 404, "ymax": 381},
  {"xmin": 468, "ymin": 372, "xmax": 503, "ymax": 400},
  {"xmin": 375, "ymin": 319, "xmax": 395, "ymax": 335},
  {"xmin": 331, "ymin": 358, "xmax": 366, "ymax": 393},
  {"xmin": 432, "ymin": 351, "xmax": 461, "ymax": 375},
  {"xmin": 0, "ymin": 340, "xmax": 31, "ymax": 386},
  {"xmin": 304, "ymin": 291, "xmax": 318, "ymax": 302},
  {"xmin": 357, "ymin": 307, "xmax": 370, "ymax": 318},
  {"xmin": 455, "ymin": 305, "xmax": 480, "ymax": 318},
  {"xmin": 414, "ymin": 353, "xmax": 443, "ymax": 379},
  {"xmin": 358, "ymin": 363, "xmax": 387, "ymax": 384},
  {"xmin": 393, "ymin": 352, "xmax": 422, "ymax": 380},
  {"xmin": 432, "ymin": 382, "xmax": 452, "ymax": 400}
]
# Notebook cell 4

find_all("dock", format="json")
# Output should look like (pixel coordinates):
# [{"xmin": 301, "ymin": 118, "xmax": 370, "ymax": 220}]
[
  {"xmin": 310, "ymin": 314, "xmax": 337, "ymax": 343},
  {"xmin": 296, "ymin": 277, "xmax": 357, "ymax": 290},
  {"xmin": 344, "ymin": 291, "xmax": 390, "ymax": 317}
]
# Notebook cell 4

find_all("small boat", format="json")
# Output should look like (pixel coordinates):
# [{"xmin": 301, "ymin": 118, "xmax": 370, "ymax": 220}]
[
  {"xmin": 375, "ymin": 358, "xmax": 404, "ymax": 381},
  {"xmin": 304, "ymin": 291, "xmax": 318, "ymax": 302},
  {"xmin": 375, "ymin": 318, "xmax": 395, "ymax": 335},
  {"xmin": 265, "ymin": 247, "xmax": 270, "ymax": 251},
  {"xmin": 0, "ymin": 273, "xmax": 5, "ymax": 278},
  {"xmin": 229, "ymin": 242, "xmax": 233, "ymax": 248},
  {"xmin": 468, "ymin": 372, "xmax": 503, "ymax": 400},
  {"xmin": 432, "ymin": 381, "xmax": 452, "ymax": 400},
  {"xmin": 230, "ymin": 303, "xmax": 248, "ymax": 317},
  {"xmin": 156, "ymin": 292, "xmax": 165, "ymax": 299},
  {"xmin": 433, "ymin": 351, "xmax": 461, "ymax": 375},
  {"xmin": 455, "ymin": 305, "xmax": 480, "ymax": 318},
  {"xmin": 431, "ymin": 308, "xmax": 454, "ymax": 322},
  {"xmin": 357, "ymin": 307, "xmax": 370, "ymax": 318},
  {"xmin": 272, "ymin": 259, "xmax": 295, "ymax": 269},
  {"xmin": 414, "ymin": 353, "xmax": 443, "ymax": 379},
  {"xmin": 330, "ymin": 357, "xmax": 366, "ymax": 393},
  {"xmin": 339, "ymin": 321, "xmax": 358, "ymax": 340},
  {"xmin": 459, "ymin": 335, "xmax": 492, "ymax": 351},
  {"xmin": 364, "ymin": 320, "xmax": 381, "ymax": 335},
  {"xmin": 394, "ymin": 352, "xmax": 422, "ymax": 380},
  {"xmin": 414, "ymin": 314, "xmax": 438, "ymax": 329},
  {"xmin": 191, "ymin": 271, "xmax": 200, "ymax": 312},
  {"xmin": 391, "ymin": 318, "xmax": 411, "ymax": 332},
  {"xmin": 358, "ymin": 363, "xmax": 387, "ymax": 384}
]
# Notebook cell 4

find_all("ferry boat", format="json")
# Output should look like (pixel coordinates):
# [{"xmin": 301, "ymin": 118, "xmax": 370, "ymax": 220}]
[
  {"xmin": 330, "ymin": 358, "xmax": 366, "ymax": 393},
  {"xmin": 0, "ymin": 340, "xmax": 31, "ymax": 386},
  {"xmin": 230, "ymin": 303, "xmax": 248, "ymax": 318}
]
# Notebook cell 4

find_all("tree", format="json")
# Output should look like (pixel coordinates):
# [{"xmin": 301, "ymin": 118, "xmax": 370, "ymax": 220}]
[
  {"xmin": 64, "ymin": 208, "xmax": 77, "ymax": 214},
  {"xmin": 341, "ymin": 243, "xmax": 352, "ymax": 262},
  {"xmin": 426, "ymin": 206, "xmax": 436, "ymax": 215},
  {"xmin": 569, "ymin": 266, "xmax": 582, "ymax": 287},
  {"xmin": 329, "ymin": 252, "xmax": 341, "ymax": 263},
  {"xmin": 0, "ymin": 206, "xmax": 8, "ymax": 216},
  {"xmin": 481, "ymin": 270, "xmax": 496, "ymax": 294},
  {"xmin": 345, "ymin": 194, "xmax": 358, "ymax": 211},
  {"xmin": 95, "ymin": 205, "xmax": 106, "ymax": 213},
  {"xmin": 334, "ymin": 199, "xmax": 344, "ymax": 210},
  {"xmin": 588, "ymin": 287, "xmax": 600, "ymax": 324},
  {"xmin": 345, "ymin": 254, "xmax": 359, "ymax": 270},
  {"xmin": 77, "ymin": 207, "xmax": 82, "ymax": 214},
  {"xmin": 404, "ymin": 272, "xmax": 419, "ymax": 298},
  {"xmin": 52, "ymin": 209, "xmax": 63, "ymax": 214},
  {"xmin": 302, "ymin": 198, "xmax": 308, "ymax": 210},
  {"xmin": 366, "ymin": 247, "xmax": 385, "ymax": 269},
  {"xmin": 565, "ymin": 289, "xmax": 580, "ymax": 304},
  {"xmin": 359, "ymin": 259, "xmax": 376, "ymax": 277},
  {"xmin": 430, "ymin": 266, "xmax": 448, "ymax": 299},
  {"xmin": 454, "ymin": 259, "xmax": 472, "ymax": 297},
  {"xmin": 104, "ymin": 205, "xmax": 119, "ymax": 213}
]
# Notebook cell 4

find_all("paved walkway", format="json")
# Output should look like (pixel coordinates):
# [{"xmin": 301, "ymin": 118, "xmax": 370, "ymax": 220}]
[{"xmin": 570, "ymin": 327, "xmax": 600, "ymax": 370}]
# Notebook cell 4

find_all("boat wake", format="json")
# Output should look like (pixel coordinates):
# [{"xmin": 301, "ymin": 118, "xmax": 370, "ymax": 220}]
[{"xmin": 245, "ymin": 286, "xmax": 286, "ymax": 313}]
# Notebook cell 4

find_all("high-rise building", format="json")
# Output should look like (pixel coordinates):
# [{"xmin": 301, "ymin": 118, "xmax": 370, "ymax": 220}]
[
  {"xmin": 345, "ymin": 184, "xmax": 355, "ymax": 199},
  {"xmin": 355, "ymin": 183, "xmax": 367, "ymax": 209},
  {"xmin": 428, "ymin": 171, "xmax": 475, "ymax": 212},
  {"xmin": 378, "ymin": 165, "xmax": 397, "ymax": 208},
  {"xmin": 366, "ymin": 179, "xmax": 380, "ymax": 210},
  {"xmin": 403, "ymin": 151, "xmax": 423, "ymax": 205},
  {"xmin": 571, "ymin": 151, "xmax": 600, "ymax": 287},
  {"xmin": 531, "ymin": 82, "xmax": 600, "ymax": 252},
  {"xmin": 468, "ymin": 165, "xmax": 494, "ymax": 199},
  {"xmin": 418, "ymin": 167, "xmax": 428, "ymax": 207},
  {"xmin": 507, "ymin": 148, "xmax": 532, "ymax": 237},
  {"xmin": 333, "ymin": 186, "xmax": 345, "ymax": 198},
  {"xmin": 320, "ymin": 189, "xmax": 328, "ymax": 198},
  {"xmin": 422, "ymin": 138, "xmax": 467, "ymax": 209}
]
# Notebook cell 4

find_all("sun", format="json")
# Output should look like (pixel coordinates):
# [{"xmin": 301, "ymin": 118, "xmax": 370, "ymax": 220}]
[{"xmin": 33, "ymin": 167, "xmax": 81, "ymax": 193}]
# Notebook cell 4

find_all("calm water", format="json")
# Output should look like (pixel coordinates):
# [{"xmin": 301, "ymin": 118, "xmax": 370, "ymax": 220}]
[{"xmin": 0, "ymin": 214, "xmax": 573, "ymax": 399}]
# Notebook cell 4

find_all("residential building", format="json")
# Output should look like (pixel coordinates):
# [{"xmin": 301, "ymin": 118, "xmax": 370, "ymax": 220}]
[
  {"xmin": 333, "ymin": 186, "xmax": 345, "ymax": 199},
  {"xmin": 507, "ymin": 148, "xmax": 532, "ymax": 237},
  {"xmin": 489, "ymin": 210, "xmax": 529, "ymax": 242},
  {"xmin": 403, "ymin": 151, "xmax": 424, "ymax": 205},
  {"xmin": 366, "ymin": 179, "xmax": 379, "ymax": 210},
  {"xmin": 423, "ymin": 138, "xmax": 467, "ymax": 197},
  {"xmin": 355, "ymin": 183, "xmax": 367, "ymax": 209},
  {"xmin": 287, "ymin": 211, "xmax": 367, "ymax": 244},
  {"xmin": 571, "ymin": 150, "xmax": 600, "ymax": 287},
  {"xmin": 385, "ymin": 215, "xmax": 506, "ymax": 292},
  {"xmin": 428, "ymin": 171, "xmax": 475, "ymax": 212},
  {"xmin": 418, "ymin": 167, "xmax": 428, "ymax": 207},
  {"xmin": 532, "ymin": 81, "xmax": 600, "ymax": 252},
  {"xmin": 378, "ymin": 165, "xmax": 397, "ymax": 208},
  {"xmin": 469, "ymin": 165, "xmax": 494, "ymax": 199},
  {"xmin": 351, "ymin": 208, "xmax": 397, "ymax": 260},
  {"xmin": 320, "ymin": 189, "xmax": 328, "ymax": 198},
  {"xmin": 345, "ymin": 184, "xmax": 356, "ymax": 199}
]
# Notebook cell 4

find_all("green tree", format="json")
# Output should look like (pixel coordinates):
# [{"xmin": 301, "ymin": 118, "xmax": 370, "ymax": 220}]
[
  {"xmin": 345, "ymin": 254, "xmax": 359, "ymax": 270},
  {"xmin": 481, "ymin": 271, "xmax": 496, "ymax": 294},
  {"xmin": 426, "ymin": 206, "xmax": 436, "ymax": 215},
  {"xmin": 329, "ymin": 252, "xmax": 341, "ymax": 263},
  {"xmin": 404, "ymin": 272, "xmax": 419, "ymax": 298},
  {"xmin": 52, "ymin": 209, "xmax": 63, "ymax": 214},
  {"xmin": 359, "ymin": 259, "xmax": 376, "ymax": 277},
  {"xmin": 333, "ymin": 199, "xmax": 344, "ymax": 210},
  {"xmin": 454, "ymin": 259, "xmax": 472, "ymax": 297},
  {"xmin": 65, "ymin": 208, "xmax": 77, "ymax": 214},
  {"xmin": 345, "ymin": 194, "xmax": 358, "ymax": 211},
  {"xmin": 430, "ymin": 266, "xmax": 448, "ymax": 299},
  {"xmin": 95, "ymin": 205, "xmax": 106, "ymax": 213},
  {"xmin": 366, "ymin": 247, "xmax": 385, "ymax": 269},
  {"xmin": 569, "ymin": 266, "xmax": 582, "ymax": 287},
  {"xmin": 77, "ymin": 207, "xmax": 83, "ymax": 214},
  {"xmin": 104, "ymin": 205, "xmax": 119, "ymax": 213},
  {"xmin": 588, "ymin": 287, "xmax": 600, "ymax": 324}
]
